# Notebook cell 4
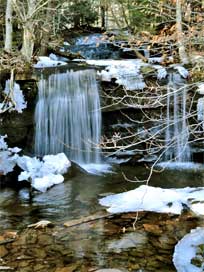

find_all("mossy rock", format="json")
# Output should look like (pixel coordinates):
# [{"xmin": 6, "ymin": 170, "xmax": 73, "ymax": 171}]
[{"xmin": 140, "ymin": 65, "xmax": 156, "ymax": 76}]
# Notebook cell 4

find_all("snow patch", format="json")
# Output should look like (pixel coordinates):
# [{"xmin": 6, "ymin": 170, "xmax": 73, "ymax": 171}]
[
  {"xmin": 173, "ymin": 227, "xmax": 204, "ymax": 272},
  {"xmin": 0, "ymin": 135, "xmax": 21, "ymax": 175},
  {"xmin": 34, "ymin": 56, "xmax": 67, "ymax": 68},
  {"xmin": 99, "ymin": 185, "xmax": 204, "ymax": 216},
  {"xmin": 75, "ymin": 59, "xmax": 147, "ymax": 90}
]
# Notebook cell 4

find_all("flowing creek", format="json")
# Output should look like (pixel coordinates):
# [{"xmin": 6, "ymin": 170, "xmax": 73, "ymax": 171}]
[
  {"xmin": 1, "ymin": 34, "xmax": 204, "ymax": 271},
  {"xmin": 1, "ymin": 165, "xmax": 204, "ymax": 271}
]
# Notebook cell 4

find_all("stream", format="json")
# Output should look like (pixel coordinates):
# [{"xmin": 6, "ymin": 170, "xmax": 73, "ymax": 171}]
[
  {"xmin": 1, "ymin": 164, "xmax": 204, "ymax": 271},
  {"xmin": 1, "ymin": 33, "xmax": 204, "ymax": 271}
]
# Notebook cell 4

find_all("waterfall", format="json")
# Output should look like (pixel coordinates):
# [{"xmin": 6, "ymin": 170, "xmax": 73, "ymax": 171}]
[
  {"xmin": 165, "ymin": 72, "xmax": 191, "ymax": 162},
  {"xmin": 35, "ymin": 69, "xmax": 101, "ymax": 164}
]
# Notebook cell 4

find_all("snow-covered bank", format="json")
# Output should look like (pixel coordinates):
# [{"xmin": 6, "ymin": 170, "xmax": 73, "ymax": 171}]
[
  {"xmin": 99, "ymin": 185, "xmax": 204, "ymax": 216},
  {"xmin": 173, "ymin": 227, "xmax": 204, "ymax": 272}
]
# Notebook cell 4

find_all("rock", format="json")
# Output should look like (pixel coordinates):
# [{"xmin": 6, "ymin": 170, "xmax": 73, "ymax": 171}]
[
  {"xmin": 143, "ymin": 224, "xmax": 163, "ymax": 235},
  {"xmin": 55, "ymin": 264, "xmax": 79, "ymax": 272},
  {"xmin": 95, "ymin": 270, "xmax": 125, "ymax": 272},
  {"xmin": 0, "ymin": 246, "xmax": 8, "ymax": 258}
]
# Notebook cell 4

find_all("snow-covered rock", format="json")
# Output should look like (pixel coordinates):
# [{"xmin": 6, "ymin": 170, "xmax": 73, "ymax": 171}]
[
  {"xmin": 17, "ymin": 153, "xmax": 71, "ymax": 192},
  {"xmin": 75, "ymin": 59, "xmax": 147, "ymax": 90},
  {"xmin": 99, "ymin": 185, "xmax": 204, "ymax": 216},
  {"xmin": 173, "ymin": 227, "xmax": 204, "ymax": 272},
  {"xmin": 34, "ymin": 56, "xmax": 67, "ymax": 68}
]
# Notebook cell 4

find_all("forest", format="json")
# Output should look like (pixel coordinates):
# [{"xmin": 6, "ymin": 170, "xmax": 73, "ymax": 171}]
[{"xmin": 1, "ymin": 1, "xmax": 204, "ymax": 272}]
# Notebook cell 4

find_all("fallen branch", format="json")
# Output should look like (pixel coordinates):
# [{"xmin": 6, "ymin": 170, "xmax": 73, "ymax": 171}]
[{"xmin": 64, "ymin": 212, "xmax": 112, "ymax": 228}]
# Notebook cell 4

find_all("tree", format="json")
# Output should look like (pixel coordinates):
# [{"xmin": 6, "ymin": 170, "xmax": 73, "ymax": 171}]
[
  {"xmin": 4, "ymin": 0, "xmax": 13, "ymax": 51},
  {"xmin": 12, "ymin": 0, "xmax": 50, "ymax": 61},
  {"xmin": 176, "ymin": 0, "xmax": 189, "ymax": 64}
]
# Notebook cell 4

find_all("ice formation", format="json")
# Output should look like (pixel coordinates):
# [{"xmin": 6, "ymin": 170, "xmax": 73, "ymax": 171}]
[
  {"xmin": 173, "ymin": 227, "xmax": 204, "ymax": 272},
  {"xmin": 197, "ymin": 83, "xmax": 204, "ymax": 95},
  {"xmin": 99, "ymin": 185, "xmax": 204, "ymax": 216},
  {"xmin": 173, "ymin": 65, "xmax": 189, "ymax": 78},
  {"xmin": 197, "ymin": 98, "xmax": 204, "ymax": 122},
  {"xmin": 0, "ymin": 135, "xmax": 21, "ymax": 175},
  {"xmin": 0, "ymin": 136, "xmax": 71, "ymax": 192},
  {"xmin": 1, "ymin": 80, "xmax": 27, "ymax": 113},
  {"xmin": 153, "ymin": 65, "xmax": 167, "ymax": 80},
  {"xmin": 17, "ymin": 153, "xmax": 71, "ymax": 192}
]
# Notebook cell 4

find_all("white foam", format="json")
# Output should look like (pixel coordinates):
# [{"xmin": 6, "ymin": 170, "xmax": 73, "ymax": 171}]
[
  {"xmin": 80, "ymin": 163, "xmax": 113, "ymax": 175},
  {"xmin": 157, "ymin": 162, "xmax": 204, "ymax": 170}
]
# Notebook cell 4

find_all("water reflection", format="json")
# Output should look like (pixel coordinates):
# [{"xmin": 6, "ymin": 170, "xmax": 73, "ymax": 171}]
[{"xmin": 0, "ymin": 164, "xmax": 204, "ymax": 231}]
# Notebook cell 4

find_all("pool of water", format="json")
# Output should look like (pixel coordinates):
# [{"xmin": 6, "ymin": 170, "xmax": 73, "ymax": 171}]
[
  {"xmin": 1, "ymin": 163, "xmax": 204, "ymax": 231},
  {"xmin": 1, "ymin": 164, "xmax": 204, "ymax": 271}
]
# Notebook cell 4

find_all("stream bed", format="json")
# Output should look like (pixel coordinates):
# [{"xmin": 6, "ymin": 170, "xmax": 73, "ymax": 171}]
[{"xmin": 1, "ymin": 164, "xmax": 204, "ymax": 271}]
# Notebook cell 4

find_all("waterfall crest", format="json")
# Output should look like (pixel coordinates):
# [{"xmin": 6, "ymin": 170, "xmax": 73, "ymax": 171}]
[{"xmin": 35, "ymin": 69, "xmax": 101, "ymax": 164}]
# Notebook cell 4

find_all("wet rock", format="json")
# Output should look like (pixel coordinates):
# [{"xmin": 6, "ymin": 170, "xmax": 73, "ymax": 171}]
[
  {"xmin": 143, "ymin": 223, "xmax": 163, "ymax": 235},
  {"xmin": 55, "ymin": 263, "xmax": 79, "ymax": 272},
  {"xmin": 95, "ymin": 270, "xmax": 126, "ymax": 272},
  {"xmin": 0, "ymin": 246, "xmax": 8, "ymax": 258},
  {"xmin": 38, "ymin": 233, "xmax": 53, "ymax": 246},
  {"xmin": 107, "ymin": 232, "xmax": 147, "ymax": 253}
]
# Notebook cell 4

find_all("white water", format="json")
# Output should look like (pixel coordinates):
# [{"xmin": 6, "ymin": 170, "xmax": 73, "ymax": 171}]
[
  {"xmin": 35, "ymin": 69, "xmax": 102, "ymax": 164},
  {"xmin": 165, "ymin": 72, "xmax": 191, "ymax": 162}
]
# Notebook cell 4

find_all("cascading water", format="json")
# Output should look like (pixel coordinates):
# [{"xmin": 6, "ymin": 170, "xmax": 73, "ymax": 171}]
[
  {"xmin": 35, "ymin": 69, "xmax": 101, "ymax": 164},
  {"xmin": 165, "ymin": 72, "xmax": 191, "ymax": 162}
]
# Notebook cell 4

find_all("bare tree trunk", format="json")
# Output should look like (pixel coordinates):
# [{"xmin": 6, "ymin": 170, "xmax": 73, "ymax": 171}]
[
  {"xmin": 176, "ymin": 0, "xmax": 189, "ymax": 64},
  {"xmin": 21, "ymin": 24, "xmax": 35, "ymax": 60},
  {"xmin": 4, "ymin": 0, "xmax": 13, "ymax": 51},
  {"xmin": 39, "ymin": 0, "xmax": 53, "ymax": 55},
  {"xmin": 21, "ymin": 0, "xmax": 36, "ymax": 60}
]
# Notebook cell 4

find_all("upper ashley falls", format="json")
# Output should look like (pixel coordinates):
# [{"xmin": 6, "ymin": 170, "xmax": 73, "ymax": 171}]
[{"xmin": 34, "ymin": 69, "xmax": 101, "ymax": 164}]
